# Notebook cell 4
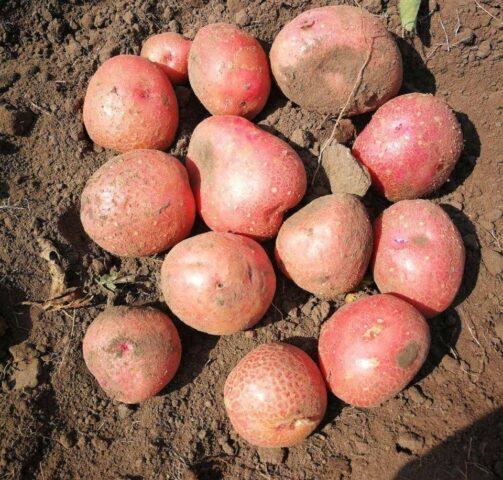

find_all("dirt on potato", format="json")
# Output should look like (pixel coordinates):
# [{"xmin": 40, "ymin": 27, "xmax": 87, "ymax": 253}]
[{"xmin": 0, "ymin": 1, "xmax": 502, "ymax": 480}]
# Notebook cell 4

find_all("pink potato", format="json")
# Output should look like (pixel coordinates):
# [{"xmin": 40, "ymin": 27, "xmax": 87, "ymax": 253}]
[
  {"xmin": 83, "ymin": 55, "xmax": 179, "ymax": 152},
  {"xmin": 275, "ymin": 194, "xmax": 373, "ymax": 299},
  {"xmin": 141, "ymin": 33, "xmax": 192, "ymax": 85},
  {"xmin": 270, "ymin": 5, "xmax": 402, "ymax": 116},
  {"xmin": 186, "ymin": 115, "xmax": 306, "ymax": 240},
  {"xmin": 318, "ymin": 294, "xmax": 430, "ymax": 408},
  {"xmin": 224, "ymin": 342, "xmax": 327, "ymax": 447},
  {"xmin": 352, "ymin": 93, "xmax": 463, "ymax": 201},
  {"xmin": 188, "ymin": 23, "xmax": 271, "ymax": 119},
  {"xmin": 80, "ymin": 150, "xmax": 195, "ymax": 257},
  {"xmin": 372, "ymin": 199, "xmax": 465, "ymax": 318},
  {"xmin": 160, "ymin": 232, "xmax": 276, "ymax": 335},
  {"xmin": 83, "ymin": 306, "xmax": 181, "ymax": 404}
]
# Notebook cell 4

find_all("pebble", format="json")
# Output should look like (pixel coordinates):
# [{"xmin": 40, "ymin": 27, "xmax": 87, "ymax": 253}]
[
  {"xmin": 476, "ymin": 40, "xmax": 492, "ymax": 59},
  {"xmin": 235, "ymin": 10, "xmax": 250, "ymax": 27},
  {"xmin": 197, "ymin": 429, "xmax": 207, "ymax": 440},
  {"xmin": 482, "ymin": 248, "xmax": 503, "ymax": 276},
  {"xmin": 396, "ymin": 432, "xmax": 424, "ymax": 454},
  {"xmin": 257, "ymin": 447, "xmax": 286, "ymax": 464},
  {"xmin": 0, "ymin": 104, "xmax": 35, "ymax": 136}
]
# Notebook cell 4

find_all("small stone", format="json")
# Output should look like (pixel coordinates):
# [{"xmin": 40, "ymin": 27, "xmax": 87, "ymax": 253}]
[
  {"xmin": 197, "ymin": 429, "xmax": 207, "ymax": 440},
  {"xmin": 0, "ymin": 104, "xmax": 35, "ymax": 136},
  {"xmin": 484, "ymin": 208, "xmax": 502, "ymax": 222},
  {"xmin": 257, "ymin": 447, "xmax": 286, "ymax": 464},
  {"xmin": 321, "ymin": 143, "xmax": 371, "ymax": 197},
  {"xmin": 482, "ymin": 248, "xmax": 503, "ymax": 276},
  {"xmin": 12, "ymin": 357, "xmax": 41, "ymax": 390},
  {"xmin": 168, "ymin": 20, "xmax": 180, "ymax": 33},
  {"xmin": 396, "ymin": 432, "xmax": 424, "ymax": 454},
  {"xmin": 235, "ymin": 10, "xmax": 250, "ymax": 27},
  {"xmin": 476, "ymin": 40, "xmax": 492, "ymax": 59},
  {"xmin": 80, "ymin": 13, "xmax": 94, "ymax": 29},
  {"xmin": 0, "ymin": 72, "xmax": 19, "ymax": 92},
  {"xmin": 456, "ymin": 29, "xmax": 475, "ymax": 46},
  {"xmin": 174, "ymin": 86, "xmax": 191, "ymax": 108},
  {"xmin": 58, "ymin": 432, "xmax": 75, "ymax": 449},
  {"xmin": 291, "ymin": 128, "xmax": 311, "ymax": 148}
]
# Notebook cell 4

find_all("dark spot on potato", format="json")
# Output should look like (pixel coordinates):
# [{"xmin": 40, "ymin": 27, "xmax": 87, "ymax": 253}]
[
  {"xmin": 158, "ymin": 202, "xmax": 170, "ymax": 214},
  {"xmin": 396, "ymin": 341, "xmax": 419, "ymax": 369}
]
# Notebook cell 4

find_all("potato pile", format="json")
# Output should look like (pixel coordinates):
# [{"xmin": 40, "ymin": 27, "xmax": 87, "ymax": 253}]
[{"xmin": 79, "ymin": 5, "xmax": 465, "ymax": 448}]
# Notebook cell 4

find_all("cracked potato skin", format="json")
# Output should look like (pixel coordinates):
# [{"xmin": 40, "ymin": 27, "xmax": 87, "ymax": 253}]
[
  {"xmin": 80, "ymin": 150, "xmax": 195, "ymax": 257},
  {"xmin": 224, "ymin": 342, "xmax": 327, "ymax": 447},
  {"xmin": 83, "ymin": 55, "xmax": 179, "ymax": 152},
  {"xmin": 83, "ymin": 306, "xmax": 182, "ymax": 404},
  {"xmin": 318, "ymin": 294, "xmax": 430, "ymax": 408}
]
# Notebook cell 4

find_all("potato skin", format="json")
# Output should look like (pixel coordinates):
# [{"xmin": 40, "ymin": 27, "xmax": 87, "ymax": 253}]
[
  {"xmin": 224, "ymin": 342, "xmax": 327, "ymax": 447},
  {"xmin": 186, "ymin": 115, "xmax": 306, "ymax": 240},
  {"xmin": 372, "ymin": 200, "xmax": 465, "ymax": 318},
  {"xmin": 353, "ymin": 93, "xmax": 463, "ymax": 201},
  {"xmin": 80, "ymin": 150, "xmax": 195, "ymax": 257},
  {"xmin": 270, "ymin": 5, "xmax": 402, "ymax": 116},
  {"xmin": 161, "ymin": 232, "xmax": 276, "ymax": 335},
  {"xmin": 83, "ymin": 55, "xmax": 179, "ymax": 152},
  {"xmin": 188, "ymin": 23, "xmax": 271, "ymax": 119},
  {"xmin": 275, "ymin": 194, "xmax": 373, "ymax": 299},
  {"xmin": 83, "ymin": 306, "xmax": 181, "ymax": 404},
  {"xmin": 141, "ymin": 33, "xmax": 191, "ymax": 85},
  {"xmin": 318, "ymin": 294, "xmax": 430, "ymax": 408}
]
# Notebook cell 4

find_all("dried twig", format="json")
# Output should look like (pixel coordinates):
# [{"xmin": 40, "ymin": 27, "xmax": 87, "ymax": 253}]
[
  {"xmin": 439, "ymin": 15, "xmax": 451, "ymax": 52},
  {"xmin": 474, "ymin": 0, "xmax": 502, "ymax": 23},
  {"xmin": 454, "ymin": 9, "xmax": 461, "ymax": 35}
]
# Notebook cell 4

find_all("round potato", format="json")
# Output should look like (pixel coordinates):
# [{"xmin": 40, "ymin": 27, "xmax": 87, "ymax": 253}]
[
  {"xmin": 80, "ymin": 150, "xmax": 195, "ymax": 257},
  {"xmin": 83, "ymin": 55, "xmax": 179, "ymax": 152},
  {"xmin": 188, "ymin": 23, "xmax": 271, "ymax": 119},
  {"xmin": 270, "ymin": 5, "xmax": 402, "ymax": 116},
  {"xmin": 186, "ymin": 115, "xmax": 306, "ymax": 240}
]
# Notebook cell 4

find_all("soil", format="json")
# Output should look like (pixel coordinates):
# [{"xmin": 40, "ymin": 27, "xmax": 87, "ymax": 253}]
[{"xmin": 0, "ymin": 1, "xmax": 502, "ymax": 480}]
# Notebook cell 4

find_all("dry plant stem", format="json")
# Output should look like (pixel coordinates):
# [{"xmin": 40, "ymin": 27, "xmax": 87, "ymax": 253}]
[
  {"xmin": 474, "ymin": 0, "xmax": 503, "ymax": 23},
  {"xmin": 439, "ymin": 15, "xmax": 450, "ymax": 51}
]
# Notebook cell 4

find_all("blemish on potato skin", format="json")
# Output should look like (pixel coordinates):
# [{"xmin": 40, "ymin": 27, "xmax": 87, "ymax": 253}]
[
  {"xmin": 396, "ymin": 340, "xmax": 419, "ymax": 369},
  {"xmin": 363, "ymin": 323, "xmax": 384, "ymax": 339}
]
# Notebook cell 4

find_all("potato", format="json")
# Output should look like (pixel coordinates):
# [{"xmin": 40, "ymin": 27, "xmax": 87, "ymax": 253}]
[
  {"xmin": 80, "ymin": 150, "xmax": 195, "ymax": 257},
  {"xmin": 270, "ymin": 5, "xmax": 402, "ymax": 116},
  {"xmin": 186, "ymin": 115, "xmax": 306, "ymax": 240},
  {"xmin": 372, "ymin": 200, "xmax": 465, "ymax": 318},
  {"xmin": 318, "ymin": 294, "xmax": 430, "ymax": 408},
  {"xmin": 224, "ymin": 342, "xmax": 327, "ymax": 447},
  {"xmin": 83, "ymin": 55, "xmax": 179, "ymax": 152},
  {"xmin": 141, "ymin": 33, "xmax": 192, "ymax": 85},
  {"xmin": 83, "ymin": 306, "xmax": 181, "ymax": 404},
  {"xmin": 161, "ymin": 232, "xmax": 276, "ymax": 335},
  {"xmin": 275, "ymin": 194, "xmax": 373, "ymax": 298},
  {"xmin": 188, "ymin": 23, "xmax": 271, "ymax": 119},
  {"xmin": 352, "ymin": 93, "xmax": 463, "ymax": 201}
]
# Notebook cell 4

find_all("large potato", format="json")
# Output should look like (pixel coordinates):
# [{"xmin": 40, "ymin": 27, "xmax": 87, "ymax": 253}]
[
  {"xmin": 373, "ymin": 200, "xmax": 465, "ymax": 318},
  {"xmin": 83, "ymin": 306, "xmax": 182, "ymax": 404},
  {"xmin": 270, "ymin": 5, "xmax": 402, "ymax": 116},
  {"xmin": 186, "ymin": 115, "xmax": 306, "ymax": 240},
  {"xmin": 83, "ymin": 55, "xmax": 179, "ymax": 152},
  {"xmin": 275, "ymin": 194, "xmax": 373, "ymax": 298},
  {"xmin": 161, "ymin": 232, "xmax": 276, "ymax": 335},
  {"xmin": 188, "ymin": 23, "xmax": 271, "ymax": 119},
  {"xmin": 352, "ymin": 93, "xmax": 464, "ymax": 201},
  {"xmin": 80, "ymin": 150, "xmax": 195, "ymax": 257}
]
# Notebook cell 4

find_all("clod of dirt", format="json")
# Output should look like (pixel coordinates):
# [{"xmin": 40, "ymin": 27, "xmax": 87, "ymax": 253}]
[
  {"xmin": 0, "ymin": 104, "xmax": 35, "ymax": 136},
  {"xmin": 58, "ymin": 432, "xmax": 76, "ymax": 449},
  {"xmin": 456, "ymin": 29, "xmax": 475, "ymax": 46},
  {"xmin": 257, "ymin": 447, "xmax": 287, "ymax": 464},
  {"xmin": 330, "ymin": 118, "xmax": 356, "ymax": 145},
  {"xmin": 396, "ymin": 432, "xmax": 424, "ymax": 454},
  {"xmin": 235, "ymin": 10, "xmax": 250, "ymax": 27},
  {"xmin": 476, "ymin": 40, "xmax": 492, "ymax": 59},
  {"xmin": 481, "ymin": 248, "xmax": 503, "ymax": 276},
  {"xmin": 361, "ymin": 0, "xmax": 382, "ymax": 14},
  {"xmin": 291, "ymin": 128, "xmax": 311, "ymax": 148},
  {"xmin": 321, "ymin": 143, "xmax": 371, "ymax": 197},
  {"xmin": 12, "ymin": 357, "xmax": 41, "ymax": 390},
  {"xmin": 117, "ymin": 404, "xmax": 133, "ymax": 419},
  {"xmin": 9, "ymin": 340, "xmax": 38, "ymax": 363},
  {"xmin": 407, "ymin": 386, "xmax": 428, "ymax": 404}
]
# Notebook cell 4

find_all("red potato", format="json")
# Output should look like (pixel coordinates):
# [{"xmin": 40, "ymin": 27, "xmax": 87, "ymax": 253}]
[
  {"xmin": 188, "ymin": 23, "xmax": 271, "ymax": 119},
  {"xmin": 224, "ymin": 343, "xmax": 327, "ymax": 447},
  {"xmin": 352, "ymin": 93, "xmax": 463, "ymax": 201},
  {"xmin": 318, "ymin": 294, "xmax": 430, "ymax": 408},
  {"xmin": 83, "ymin": 55, "xmax": 179, "ymax": 152},
  {"xmin": 83, "ymin": 306, "xmax": 181, "ymax": 404},
  {"xmin": 270, "ymin": 5, "xmax": 402, "ymax": 116},
  {"xmin": 141, "ymin": 33, "xmax": 192, "ymax": 85},
  {"xmin": 275, "ymin": 194, "xmax": 373, "ymax": 299},
  {"xmin": 160, "ymin": 232, "xmax": 276, "ymax": 335},
  {"xmin": 186, "ymin": 115, "xmax": 306, "ymax": 240},
  {"xmin": 372, "ymin": 200, "xmax": 465, "ymax": 318},
  {"xmin": 80, "ymin": 150, "xmax": 195, "ymax": 257}
]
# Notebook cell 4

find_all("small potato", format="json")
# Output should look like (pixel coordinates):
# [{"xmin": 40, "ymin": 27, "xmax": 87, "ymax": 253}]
[
  {"xmin": 161, "ymin": 232, "xmax": 276, "ymax": 335},
  {"xmin": 83, "ymin": 55, "xmax": 179, "ymax": 152},
  {"xmin": 275, "ymin": 194, "xmax": 373, "ymax": 299},
  {"xmin": 188, "ymin": 23, "xmax": 271, "ymax": 119},
  {"xmin": 372, "ymin": 200, "xmax": 465, "ymax": 318},
  {"xmin": 224, "ymin": 342, "xmax": 327, "ymax": 447},
  {"xmin": 318, "ymin": 294, "xmax": 430, "ymax": 408},
  {"xmin": 80, "ymin": 150, "xmax": 195, "ymax": 257},
  {"xmin": 141, "ymin": 33, "xmax": 192, "ymax": 85},
  {"xmin": 352, "ymin": 93, "xmax": 463, "ymax": 201},
  {"xmin": 186, "ymin": 115, "xmax": 306, "ymax": 240},
  {"xmin": 83, "ymin": 306, "xmax": 181, "ymax": 404},
  {"xmin": 270, "ymin": 5, "xmax": 402, "ymax": 116}
]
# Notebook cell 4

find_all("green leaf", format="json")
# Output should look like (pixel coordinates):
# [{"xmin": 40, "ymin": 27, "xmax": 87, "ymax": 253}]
[{"xmin": 399, "ymin": 0, "xmax": 421, "ymax": 33}]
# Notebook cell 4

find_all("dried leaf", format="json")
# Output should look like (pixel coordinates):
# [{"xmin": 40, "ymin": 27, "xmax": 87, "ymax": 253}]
[
  {"xmin": 399, "ymin": 0, "xmax": 421, "ymax": 33},
  {"xmin": 23, "ymin": 287, "xmax": 93, "ymax": 311}
]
